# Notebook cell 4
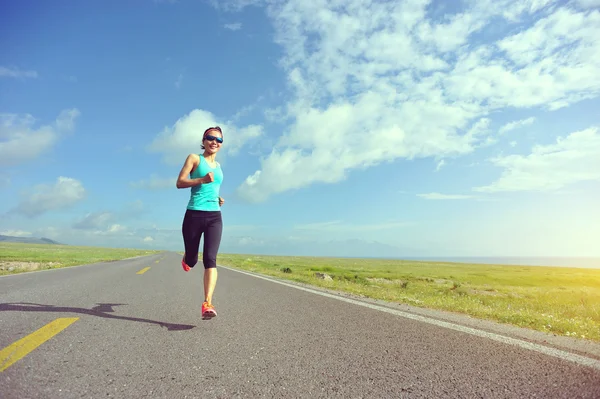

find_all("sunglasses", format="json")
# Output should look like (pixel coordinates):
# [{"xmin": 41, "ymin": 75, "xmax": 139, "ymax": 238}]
[{"xmin": 204, "ymin": 135, "xmax": 223, "ymax": 144}]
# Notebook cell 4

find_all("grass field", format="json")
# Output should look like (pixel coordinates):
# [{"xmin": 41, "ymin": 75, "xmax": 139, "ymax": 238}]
[
  {"xmin": 0, "ymin": 242, "xmax": 161, "ymax": 275},
  {"xmin": 216, "ymin": 254, "xmax": 600, "ymax": 342},
  {"xmin": 2, "ymin": 242, "xmax": 598, "ymax": 342}
]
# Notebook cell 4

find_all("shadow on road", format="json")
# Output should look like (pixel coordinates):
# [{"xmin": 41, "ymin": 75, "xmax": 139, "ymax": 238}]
[{"xmin": 0, "ymin": 302, "xmax": 195, "ymax": 331}]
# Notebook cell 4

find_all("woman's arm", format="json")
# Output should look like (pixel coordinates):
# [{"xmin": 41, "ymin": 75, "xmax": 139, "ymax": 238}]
[{"xmin": 176, "ymin": 154, "xmax": 206, "ymax": 189}]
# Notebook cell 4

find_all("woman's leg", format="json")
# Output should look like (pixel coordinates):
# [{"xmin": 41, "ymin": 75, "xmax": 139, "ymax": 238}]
[
  {"xmin": 181, "ymin": 210, "xmax": 203, "ymax": 268},
  {"xmin": 203, "ymin": 269, "xmax": 217, "ymax": 305},
  {"xmin": 202, "ymin": 212, "xmax": 223, "ymax": 304}
]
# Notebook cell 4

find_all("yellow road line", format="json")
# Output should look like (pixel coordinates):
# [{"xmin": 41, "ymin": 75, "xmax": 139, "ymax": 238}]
[
  {"xmin": 0, "ymin": 317, "xmax": 79, "ymax": 372},
  {"xmin": 137, "ymin": 267, "xmax": 151, "ymax": 274}
]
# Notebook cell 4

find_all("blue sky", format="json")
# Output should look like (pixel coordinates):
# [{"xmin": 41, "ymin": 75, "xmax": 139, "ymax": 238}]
[{"xmin": 1, "ymin": 0, "xmax": 599, "ymax": 258}]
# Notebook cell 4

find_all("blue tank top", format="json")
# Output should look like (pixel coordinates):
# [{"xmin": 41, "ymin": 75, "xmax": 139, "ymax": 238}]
[{"xmin": 187, "ymin": 155, "xmax": 223, "ymax": 211}]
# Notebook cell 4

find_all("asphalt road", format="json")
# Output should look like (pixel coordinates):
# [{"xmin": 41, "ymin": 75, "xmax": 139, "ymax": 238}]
[{"xmin": 1, "ymin": 251, "xmax": 599, "ymax": 398}]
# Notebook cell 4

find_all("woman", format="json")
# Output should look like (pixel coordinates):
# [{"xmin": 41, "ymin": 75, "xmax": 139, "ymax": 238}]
[{"xmin": 176, "ymin": 126, "xmax": 225, "ymax": 319}]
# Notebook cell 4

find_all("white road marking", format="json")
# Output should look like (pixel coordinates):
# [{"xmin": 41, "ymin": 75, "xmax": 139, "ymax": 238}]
[{"xmin": 222, "ymin": 266, "xmax": 600, "ymax": 372}]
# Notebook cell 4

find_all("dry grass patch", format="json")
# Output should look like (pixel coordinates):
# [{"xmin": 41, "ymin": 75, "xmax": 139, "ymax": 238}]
[{"xmin": 0, "ymin": 261, "xmax": 44, "ymax": 272}]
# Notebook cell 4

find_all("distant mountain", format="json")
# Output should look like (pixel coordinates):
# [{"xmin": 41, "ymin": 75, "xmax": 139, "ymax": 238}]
[{"xmin": 0, "ymin": 235, "xmax": 64, "ymax": 245}]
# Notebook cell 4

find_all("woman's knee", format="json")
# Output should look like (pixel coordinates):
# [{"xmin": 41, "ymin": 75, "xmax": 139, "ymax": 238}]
[
  {"xmin": 185, "ymin": 253, "xmax": 199, "ymax": 267},
  {"xmin": 202, "ymin": 253, "xmax": 217, "ymax": 269}
]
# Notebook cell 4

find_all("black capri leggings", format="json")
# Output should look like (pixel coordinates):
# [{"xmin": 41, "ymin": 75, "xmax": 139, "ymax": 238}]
[{"xmin": 181, "ymin": 209, "xmax": 223, "ymax": 269}]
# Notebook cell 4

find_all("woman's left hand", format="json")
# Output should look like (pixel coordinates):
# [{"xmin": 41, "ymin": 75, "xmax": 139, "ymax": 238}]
[{"xmin": 219, "ymin": 197, "xmax": 225, "ymax": 206}]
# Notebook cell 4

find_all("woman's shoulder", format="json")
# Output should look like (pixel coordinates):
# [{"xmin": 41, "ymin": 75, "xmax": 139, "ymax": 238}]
[{"xmin": 186, "ymin": 153, "xmax": 201, "ymax": 162}]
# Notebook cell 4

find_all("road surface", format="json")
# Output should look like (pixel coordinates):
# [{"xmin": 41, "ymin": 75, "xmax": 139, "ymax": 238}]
[{"xmin": 1, "ymin": 252, "xmax": 599, "ymax": 398}]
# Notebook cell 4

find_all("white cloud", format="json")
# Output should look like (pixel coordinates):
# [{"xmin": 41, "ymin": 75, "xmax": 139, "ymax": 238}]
[
  {"xmin": 435, "ymin": 159, "xmax": 446, "ymax": 171},
  {"xmin": 76, "ymin": 224, "xmax": 132, "ymax": 237},
  {"xmin": 499, "ymin": 117, "xmax": 536, "ymax": 134},
  {"xmin": 237, "ymin": 236, "xmax": 265, "ymax": 246},
  {"xmin": 498, "ymin": 0, "xmax": 557, "ymax": 22},
  {"xmin": 0, "ymin": 109, "xmax": 80, "ymax": 166},
  {"xmin": 0, "ymin": 66, "xmax": 38, "ymax": 79},
  {"xmin": 55, "ymin": 109, "xmax": 81, "ymax": 131},
  {"xmin": 209, "ymin": 0, "xmax": 262, "ymax": 12},
  {"xmin": 0, "ymin": 230, "xmax": 32, "ymax": 237},
  {"xmin": 107, "ymin": 224, "xmax": 125, "ymax": 233},
  {"xmin": 417, "ymin": 193, "xmax": 474, "ymax": 200},
  {"xmin": 13, "ymin": 177, "xmax": 86, "ymax": 218},
  {"xmin": 18, "ymin": 200, "xmax": 154, "ymax": 246},
  {"xmin": 575, "ymin": 0, "xmax": 600, "ymax": 8},
  {"xmin": 416, "ymin": 10, "xmax": 487, "ymax": 53},
  {"xmin": 224, "ymin": 23, "xmax": 242, "ymax": 31},
  {"xmin": 492, "ymin": 7, "xmax": 600, "ymax": 110},
  {"xmin": 175, "ymin": 73, "xmax": 183, "ymax": 89},
  {"xmin": 85, "ymin": 225, "xmax": 132, "ymax": 237},
  {"xmin": 446, "ymin": 10, "xmax": 600, "ymax": 111},
  {"xmin": 34, "ymin": 224, "xmax": 178, "ymax": 248},
  {"xmin": 130, "ymin": 175, "xmax": 174, "ymax": 190},
  {"xmin": 147, "ymin": 109, "xmax": 263, "ymax": 165},
  {"xmin": 237, "ymin": 100, "xmax": 485, "ymax": 202},
  {"xmin": 73, "ymin": 212, "xmax": 114, "ymax": 229},
  {"xmin": 72, "ymin": 202, "xmax": 145, "ymax": 231},
  {"xmin": 31, "ymin": 213, "xmax": 151, "ymax": 247},
  {"xmin": 229, "ymin": 1, "xmax": 600, "ymax": 202},
  {"xmin": 474, "ymin": 127, "xmax": 600, "ymax": 192}
]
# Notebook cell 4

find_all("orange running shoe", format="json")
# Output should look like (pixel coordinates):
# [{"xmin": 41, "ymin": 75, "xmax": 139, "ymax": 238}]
[
  {"xmin": 202, "ymin": 301, "xmax": 217, "ymax": 318},
  {"xmin": 181, "ymin": 255, "xmax": 190, "ymax": 272}
]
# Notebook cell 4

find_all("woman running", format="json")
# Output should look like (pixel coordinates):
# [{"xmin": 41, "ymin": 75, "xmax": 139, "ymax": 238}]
[{"xmin": 176, "ymin": 126, "xmax": 225, "ymax": 318}]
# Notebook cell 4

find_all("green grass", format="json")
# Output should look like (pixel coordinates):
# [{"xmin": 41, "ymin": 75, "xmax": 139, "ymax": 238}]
[
  {"xmin": 3, "ymin": 243, "xmax": 599, "ymax": 342},
  {"xmin": 0, "ymin": 242, "xmax": 161, "ymax": 275},
  {"xmin": 217, "ymin": 254, "xmax": 600, "ymax": 342}
]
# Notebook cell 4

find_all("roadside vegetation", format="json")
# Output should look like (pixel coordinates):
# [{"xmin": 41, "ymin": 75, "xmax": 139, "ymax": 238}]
[
  {"xmin": 0, "ymin": 242, "xmax": 160, "ymax": 275},
  {"xmin": 217, "ymin": 254, "xmax": 600, "ymax": 342},
  {"xmin": 3, "ymin": 243, "xmax": 598, "ymax": 342}
]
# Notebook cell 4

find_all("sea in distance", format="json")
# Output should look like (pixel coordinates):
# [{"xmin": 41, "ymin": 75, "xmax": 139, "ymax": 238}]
[{"xmin": 375, "ymin": 256, "xmax": 600, "ymax": 269}]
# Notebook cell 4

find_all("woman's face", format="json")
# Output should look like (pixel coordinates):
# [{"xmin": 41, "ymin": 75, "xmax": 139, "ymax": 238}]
[{"xmin": 203, "ymin": 129, "xmax": 223, "ymax": 154}]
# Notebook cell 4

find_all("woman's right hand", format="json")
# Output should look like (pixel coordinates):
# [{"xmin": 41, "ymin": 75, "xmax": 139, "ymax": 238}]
[{"xmin": 203, "ymin": 172, "xmax": 214, "ymax": 183}]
